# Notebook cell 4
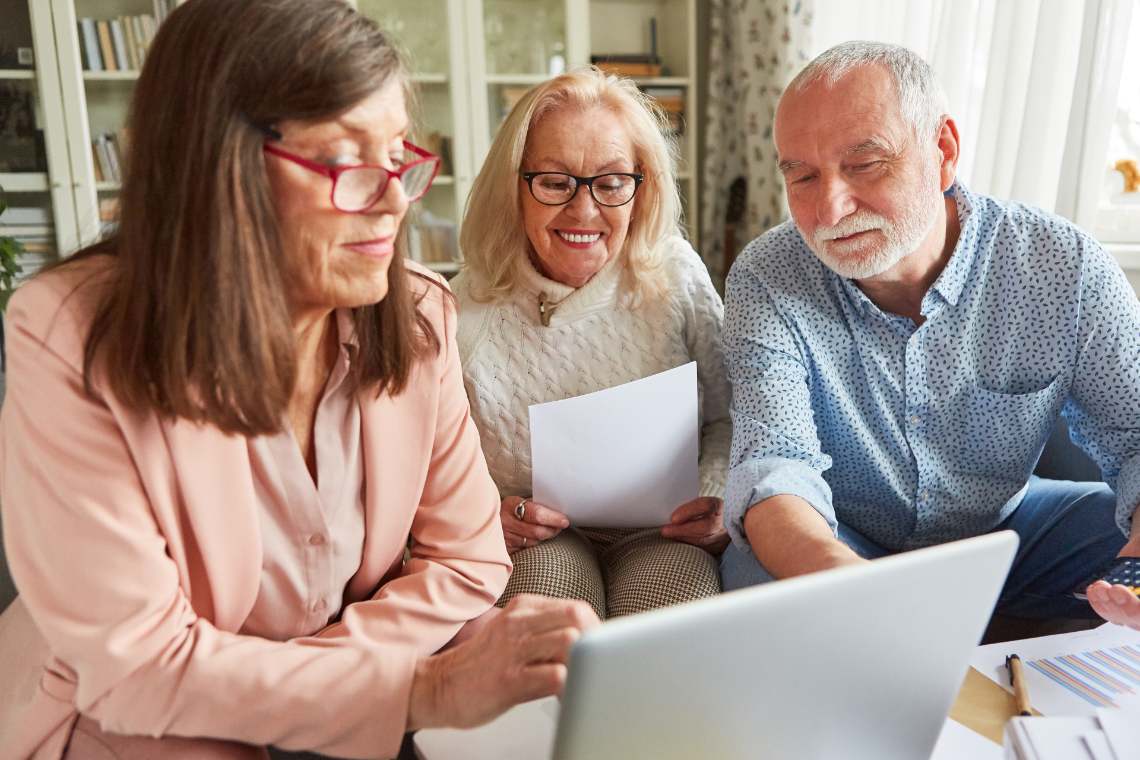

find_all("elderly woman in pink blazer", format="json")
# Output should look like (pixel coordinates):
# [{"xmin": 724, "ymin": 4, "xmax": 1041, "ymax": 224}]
[{"xmin": 0, "ymin": 2, "xmax": 596, "ymax": 758}]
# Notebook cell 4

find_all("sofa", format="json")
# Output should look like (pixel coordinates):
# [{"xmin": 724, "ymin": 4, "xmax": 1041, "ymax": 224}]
[{"xmin": 0, "ymin": 418, "xmax": 1112, "ymax": 616}]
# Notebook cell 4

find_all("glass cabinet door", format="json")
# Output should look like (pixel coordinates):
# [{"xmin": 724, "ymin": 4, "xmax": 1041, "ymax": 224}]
[
  {"xmin": 480, "ymin": 0, "xmax": 573, "ymax": 145},
  {"xmin": 357, "ymin": 0, "xmax": 466, "ymax": 274},
  {"xmin": 56, "ymin": 0, "xmax": 178, "ymax": 249},
  {"xmin": 0, "ymin": 0, "xmax": 78, "ymax": 273}
]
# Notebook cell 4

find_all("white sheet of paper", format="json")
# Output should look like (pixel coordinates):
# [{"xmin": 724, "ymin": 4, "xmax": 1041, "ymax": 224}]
[
  {"xmin": 1098, "ymin": 707, "xmax": 1140, "ymax": 758},
  {"xmin": 529, "ymin": 362, "xmax": 699, "ymax": 528},
  {"xmin": 929, "ymin": 718, "xmax": 1001, "ymax": 759},
  {"xmin": 1026, "ymin": 718, "xmax": 1102, "ymax": 760},
  {"xmin": 412, "ymin": 697, "xmax": 558, "ymax": 760},
  {"xmin": 971, "ymin": 624, "xmax": 1140, "ymax": 716}
]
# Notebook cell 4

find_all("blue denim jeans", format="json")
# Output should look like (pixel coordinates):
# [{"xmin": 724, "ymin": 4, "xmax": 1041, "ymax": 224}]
[{"xmin": 720, "ymin": 477, "xmax": 1127, "ymax": 619}]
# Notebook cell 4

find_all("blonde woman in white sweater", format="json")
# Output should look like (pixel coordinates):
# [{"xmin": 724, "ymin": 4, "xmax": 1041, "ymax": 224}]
[{"xmin": 451, "ymin": 67, "xmax": 731, "ymax": 619}]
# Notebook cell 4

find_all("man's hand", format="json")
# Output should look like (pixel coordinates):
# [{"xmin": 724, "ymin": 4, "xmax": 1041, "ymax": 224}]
[
  {"xmin": 406, "ymin": 595, "xmax": 599, "ymax": 731},
  {"xmin": 661, "ymin": 496, "xmax": 730, "ymax": 554},
  {"xmin": 1087, "ymin": 539, "xmax": 1140, "ymax": 631}
]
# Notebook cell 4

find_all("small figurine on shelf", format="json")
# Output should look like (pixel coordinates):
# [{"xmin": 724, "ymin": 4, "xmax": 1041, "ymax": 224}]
[{"xmin": 1115, "ymin": 159, "xmax": 1139, "ymax": 193}]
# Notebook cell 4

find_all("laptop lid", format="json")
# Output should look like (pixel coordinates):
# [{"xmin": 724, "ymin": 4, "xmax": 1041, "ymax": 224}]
[{"xmin": 552, "ymin": 531, "xmax": 1018, "ymax": 760}]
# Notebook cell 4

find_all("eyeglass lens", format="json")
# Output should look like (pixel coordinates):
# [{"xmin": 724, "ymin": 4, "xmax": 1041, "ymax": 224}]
[
  {"xmin": 529, "ymin": 173, "xmax": 638, "ymax": 207},
  {"xmin": 332, "ymin": 159, "xmax": 437, "ymax": 211}
]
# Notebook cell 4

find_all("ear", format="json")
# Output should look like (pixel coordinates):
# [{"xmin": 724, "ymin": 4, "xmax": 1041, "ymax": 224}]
[{"xmin": 935, "ymin": 116, "xmax": 960, "ymax": 192}]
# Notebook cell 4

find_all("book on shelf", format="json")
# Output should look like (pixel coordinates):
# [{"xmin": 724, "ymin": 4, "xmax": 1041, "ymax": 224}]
[
  {"xmin": 592, "ymin": 50, "xmax": 665, "ymax": 78},
  {"xmin": 79, "ymin": 18, "xmax": 103, "ymax": 72},
  {"xmin": 0, "ymin": 205, "xmax": 51, "ymax": 225},
  {"xmin": 109, "ymin": 19, "xmax": 129, "ymax": 71},
  {"xmin": 594, "ymin": 61, "xmax": 663, "ymax": 78},
  {"xmin": 642, "ymin": 86, "xmax": 685, "ymax": 136},
  {"xmin": 99, "ymin": 198, "xmax": 120, "ymax": 223},
  {"xmin": 152, "ymin": 0, "xmax": 187, "ymax": 24},
  {"xmin": 90, "ymin": 142, "xmax": 104, "ymax": 183},
  {"xmin": 122, "ymin": 16, "xmax": 140, "ymax": 71},
  {"xmin": 79, "ymin": 14, "xmax": 158, "ymax": 72},
  {"xmin": 91, "ymin": 132, "xmax": 127, "ymax": 185},
  {"xmin": 0, "ymin": 224, "xmax": 51, "ymax": 237},
  {"xmin": 96, "ymin": 21, "xmax": 117, "ymax": 73}
]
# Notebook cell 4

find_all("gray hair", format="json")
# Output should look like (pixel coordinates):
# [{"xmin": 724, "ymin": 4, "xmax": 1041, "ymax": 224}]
[{"xmin": 785, "ymin": 41, "xmax": 948, "ymax": 139}]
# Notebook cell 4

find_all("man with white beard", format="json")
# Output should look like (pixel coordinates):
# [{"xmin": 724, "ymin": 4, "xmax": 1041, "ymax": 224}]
[{"xmin": 720, "ymin": 41, "xmax": 1140, "ymax": 631}]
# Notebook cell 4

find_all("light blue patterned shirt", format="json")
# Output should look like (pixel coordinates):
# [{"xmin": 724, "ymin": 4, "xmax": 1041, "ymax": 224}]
[{"xmin": 724, "ymin": 181, "xmax": 1140, "ymax": 552}]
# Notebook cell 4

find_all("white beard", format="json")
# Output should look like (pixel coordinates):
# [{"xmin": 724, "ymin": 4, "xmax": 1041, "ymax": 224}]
[{"xmin": 803, "ymin": 175, "xmax": 943, "ymax": 280}]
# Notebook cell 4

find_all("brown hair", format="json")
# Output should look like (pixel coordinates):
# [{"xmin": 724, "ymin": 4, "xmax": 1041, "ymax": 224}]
[{"xmin": 62, "ymin": 0, "xmax": 442, "ymax": 436}]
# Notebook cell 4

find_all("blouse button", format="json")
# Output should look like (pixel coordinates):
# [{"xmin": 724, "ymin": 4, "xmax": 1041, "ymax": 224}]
[{"xmin": 308, "ymin": 533, "xmax": 327, "ymax": 546}]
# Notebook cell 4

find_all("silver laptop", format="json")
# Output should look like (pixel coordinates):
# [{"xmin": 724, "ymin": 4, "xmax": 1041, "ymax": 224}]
[{"xmin": 415, "ymin": 531, "xmax": 1018, "ymax": 760}]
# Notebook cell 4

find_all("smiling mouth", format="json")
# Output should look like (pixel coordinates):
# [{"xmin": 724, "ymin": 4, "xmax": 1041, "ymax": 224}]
[{"xmin": 557, "ymin": 230, "xmax": 602, "ymax": 245}]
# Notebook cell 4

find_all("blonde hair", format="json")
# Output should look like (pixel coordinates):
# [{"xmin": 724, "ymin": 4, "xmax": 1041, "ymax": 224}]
[{"xmin": 459, "ymin": 66, "xmax": 682, "ymax": 304}]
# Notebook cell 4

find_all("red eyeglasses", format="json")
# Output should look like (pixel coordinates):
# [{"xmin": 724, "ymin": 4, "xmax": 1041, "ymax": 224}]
[{"xmin": 263, "ymin": 139, "xmax": 441, "ymax": 213}]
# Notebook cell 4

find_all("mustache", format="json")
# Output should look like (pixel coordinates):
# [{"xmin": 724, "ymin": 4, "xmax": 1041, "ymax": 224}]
[{"xmin": 813, "ymin": 211, "xmax": 890, "ymax": 245}]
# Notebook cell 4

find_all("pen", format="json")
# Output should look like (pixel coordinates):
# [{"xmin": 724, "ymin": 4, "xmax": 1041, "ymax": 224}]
[{"xmin": 1005, "ymin": 653, "xmax": 1033, "ymax": 716}]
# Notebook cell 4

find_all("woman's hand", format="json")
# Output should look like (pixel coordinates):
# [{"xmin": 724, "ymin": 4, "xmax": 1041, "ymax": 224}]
[
  {"xmin": 1087, "ymin": 541, "xmax": 1140, "ymax": 631},
  {"xmin": 661, "ymin": 496, "xmax": 730, "ymax": 555},
  {"xmin": 501, "ymin": 496, "xmax": 570, "ymax": 552},
  {"xmin": 406, "ymin": 594, "xmax": 599, "ymax": 730}
]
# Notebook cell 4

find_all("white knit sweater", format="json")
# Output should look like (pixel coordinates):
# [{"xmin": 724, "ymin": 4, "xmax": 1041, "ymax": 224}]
[{"xmin": 453, "ymin": 236, "xmax": 731, "ymax": 512}]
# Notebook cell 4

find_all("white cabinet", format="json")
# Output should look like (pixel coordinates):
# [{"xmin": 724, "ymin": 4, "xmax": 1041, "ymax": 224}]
[
  {"xmin": 0, "ymin": 0, "xmax": 85, "ymax": 274},
  {"xmin": 2, "ymin": 0, "xmax": 700, "ymax": 274},
  {"xmin": 588, "ymin": 0, "xmax": 699, "ymax": 243},
  {"xmin": 1, "ymin": 0, "xmax": 187, "ymax": 272},
  {"xmin": 356, "ymin": 0, "xmax": 701, "ymax": 259}
]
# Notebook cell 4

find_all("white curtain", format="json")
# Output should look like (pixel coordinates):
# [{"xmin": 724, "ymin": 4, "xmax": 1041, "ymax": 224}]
[{"xmin": 808, "ymin": 0, "xmax": 1124, "ymax": 216}]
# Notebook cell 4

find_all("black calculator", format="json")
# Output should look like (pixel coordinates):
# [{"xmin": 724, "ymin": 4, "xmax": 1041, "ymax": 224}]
[{"xmin": 1072, "ymin": 557, "xmax": 1140, "ymax": 600}]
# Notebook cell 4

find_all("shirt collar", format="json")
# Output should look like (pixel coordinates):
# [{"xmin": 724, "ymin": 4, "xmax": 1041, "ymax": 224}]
[{"xmin": 928, "ymin": 179, "xmax": 978, "ymax": 308}]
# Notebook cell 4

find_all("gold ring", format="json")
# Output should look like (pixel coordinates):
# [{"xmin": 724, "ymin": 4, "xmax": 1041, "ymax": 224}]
[
  {"xmin": 514, "ymin": 498, "xmax": 529, "ymax": 522},
  {"xmin": 521, "ymin": 536, "xmax": 527, "ymax": 547}
]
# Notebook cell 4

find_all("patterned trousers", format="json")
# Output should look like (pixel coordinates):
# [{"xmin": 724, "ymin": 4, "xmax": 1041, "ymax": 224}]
[{"xmin": 497, "ymin": 527, "xmax": 721, "ymax": 620}]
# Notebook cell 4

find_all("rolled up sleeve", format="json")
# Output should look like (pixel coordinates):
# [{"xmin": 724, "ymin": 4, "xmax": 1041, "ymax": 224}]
[{"xmin": 723, "ymin": 259, "xmax": 835, "ymax": 550}]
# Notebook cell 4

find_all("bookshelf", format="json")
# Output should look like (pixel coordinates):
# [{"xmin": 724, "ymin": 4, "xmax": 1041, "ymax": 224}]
[
  {"xmin": 8, "ymin": 0, "xmax": 701, "ymax": 272},
  {"xmin": 0, "ymin": 0, "xmax": 80, "ymax": 276},
  {"xmin": 356, "ymin": 0, "xmax": 700, "ymax": 250}
]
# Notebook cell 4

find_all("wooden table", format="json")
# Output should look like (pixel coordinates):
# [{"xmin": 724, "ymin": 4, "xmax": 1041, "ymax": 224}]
[{"xmin": 949, "ymin": 666, "xmax": 1024, "ymax": 745}]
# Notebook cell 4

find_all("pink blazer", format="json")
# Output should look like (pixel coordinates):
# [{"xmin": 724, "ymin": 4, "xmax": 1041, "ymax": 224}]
[{"xmin": 0, "ymin": 258, "xmax": 511, "ymax": 759}]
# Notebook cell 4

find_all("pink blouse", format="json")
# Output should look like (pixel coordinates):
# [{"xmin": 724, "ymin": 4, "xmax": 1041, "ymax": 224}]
[{"xmin": 243, "ymin": 310, "xmax": 367, "ymax": 641}]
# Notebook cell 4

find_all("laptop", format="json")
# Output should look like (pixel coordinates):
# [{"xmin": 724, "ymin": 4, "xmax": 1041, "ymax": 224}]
[{"xmin": 415, "ymin": 531, "xmax": 1018, "ymax": 760}]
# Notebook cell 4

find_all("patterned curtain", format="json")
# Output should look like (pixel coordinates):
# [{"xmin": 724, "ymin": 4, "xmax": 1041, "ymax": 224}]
[{"xmin": 700, "ymin": 0, "xmax": 813, "ymax": 286}]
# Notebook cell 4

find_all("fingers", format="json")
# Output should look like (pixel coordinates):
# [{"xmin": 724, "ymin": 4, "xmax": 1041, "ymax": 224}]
[
  {"xmin": 504, "ymin": 594, "xmax": 599, "ymax": 631},
  {"xmin": 669, "ymin": 496, "xmax": 721, "ymax": 524},
  {"xmin": 522, "ymin": 626, "xmax": 582, "ymax": 665},
  {"xmin": 1088, "ymin": 582, "xmax": 1140, "ymax": 630},
  {"xmin": 502, "ymin": 497, "xmax": 568, "ymax": 528},
  {"xmin": 513, "ymin": 520, "xmax": 565, "ymax": 542},
  {"xmin": 501, "ymin": 497, "xmax": 570, "ymax": 551},
  {"xmin": 524, "ymin": 501, "xmax": 571, "ymax": 529},
  {"xmin": 517, "ymin": 662, "xmax": 569, "ymax": 701},
  {"xmin": 661, "ymin": 515, "xmax": 717, "ymax": 539}
]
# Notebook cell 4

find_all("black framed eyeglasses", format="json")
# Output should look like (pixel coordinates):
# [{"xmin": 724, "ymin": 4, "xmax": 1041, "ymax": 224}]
[{"xmin": 521, "ymin": 171, "xmax": 644, "ymax": 207}]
